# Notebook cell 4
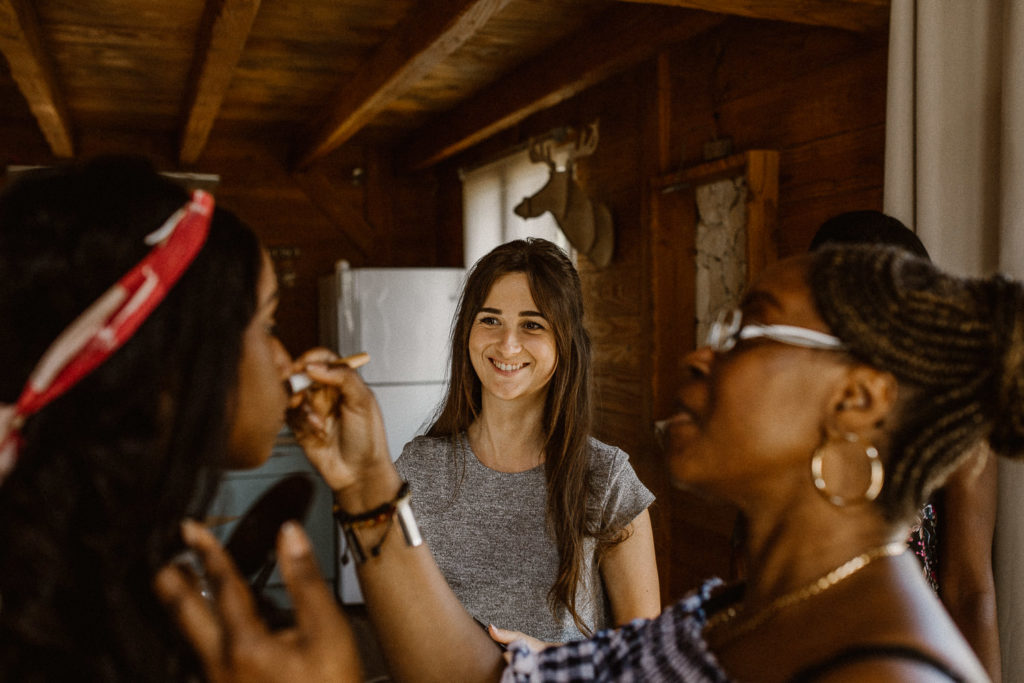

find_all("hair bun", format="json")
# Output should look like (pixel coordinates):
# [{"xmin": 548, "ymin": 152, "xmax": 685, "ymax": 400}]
[{"xmin": 989, "ymin": 275, "xmax": 1024, "ymax": 456}]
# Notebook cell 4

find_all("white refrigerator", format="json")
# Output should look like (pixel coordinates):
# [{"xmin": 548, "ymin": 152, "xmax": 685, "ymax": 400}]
[{"xmin": 319, "ymin": 260, "xmax": 465, "ymax": 602}]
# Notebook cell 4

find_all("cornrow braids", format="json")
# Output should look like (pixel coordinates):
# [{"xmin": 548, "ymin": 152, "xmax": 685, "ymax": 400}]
[{"xmin": 809, "ymin": 245, "xmax": 1024, "ymax": 521}]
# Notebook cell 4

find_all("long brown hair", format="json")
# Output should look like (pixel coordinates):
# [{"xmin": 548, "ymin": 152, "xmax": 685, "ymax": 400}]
[{"xmin": 428, "ymin": 238, "xmax": 618, "ymax": 634}]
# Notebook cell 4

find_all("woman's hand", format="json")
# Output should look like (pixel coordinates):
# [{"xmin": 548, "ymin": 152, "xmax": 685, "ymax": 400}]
[
  {"xmin": 287, "ymin": 348, "xmax": 394, "ymax": 496},
  {"xmin": 487, "ymin": 624, "xmax": 557, "ymax": 653},
  {"xmin": 154, "ymin": 519, "xmax": 361, "ymax": 683}
]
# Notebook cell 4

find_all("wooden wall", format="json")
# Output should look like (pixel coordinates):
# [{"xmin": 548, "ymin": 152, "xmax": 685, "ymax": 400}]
[
  {"xmin": 436, "ymin": 15, "xmax": 888, "ymax": 603},
  {"xmin": 0, "ymin": 123, "xmax": 450, "ymax": 357},
  {"xmin": 664, "ymin": 19, "xmax": 888, "ymax": 255}
]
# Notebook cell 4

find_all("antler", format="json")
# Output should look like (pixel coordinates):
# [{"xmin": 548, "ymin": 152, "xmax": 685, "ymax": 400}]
[
  {"xmin": 567, "ymin": 120, "xmax": 599, "ymax": 164},
  {"xmin": 527, "ymin": 137, "xmax": 556, "ymax": 168}
]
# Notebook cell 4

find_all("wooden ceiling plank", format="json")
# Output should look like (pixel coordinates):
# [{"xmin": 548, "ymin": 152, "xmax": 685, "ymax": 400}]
[
  {"xmin": 0, "ymin": 0, "xmax": 74, "ymax": 157},
  {"xmin": 611, "ymin": 0, "xmax": 889, "ymax": 33},
  {"xmin": 402, "ymin": 5, "xmax": 725, "ymax": 171},
  {"xmin": 292, "ymin": 0, "xmax": 515, "ymax": 170},
  {"xmin": 179, "ymin": 0, "xmax": 262, "ymax": 164}
]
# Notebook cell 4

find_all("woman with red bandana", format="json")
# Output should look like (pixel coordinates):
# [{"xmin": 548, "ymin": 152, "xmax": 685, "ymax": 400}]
[{"xmin": 0, "ymin": 157, "xmax": 360, "ymax": 681}]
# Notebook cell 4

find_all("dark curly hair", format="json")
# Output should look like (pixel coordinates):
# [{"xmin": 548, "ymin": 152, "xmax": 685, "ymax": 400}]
[
  {"xmin": 0, "ymin": 156, "xmax": 262, "ymax": 681},
  {"xmin": 809, "ymin": 245, "xmax": 1024, "ymax": 522}
]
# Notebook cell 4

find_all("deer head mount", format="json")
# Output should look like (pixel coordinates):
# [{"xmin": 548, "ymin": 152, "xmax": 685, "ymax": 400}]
[{"xmin": 514, "ymin": 121, "xmax": 614, "ymax": 268}]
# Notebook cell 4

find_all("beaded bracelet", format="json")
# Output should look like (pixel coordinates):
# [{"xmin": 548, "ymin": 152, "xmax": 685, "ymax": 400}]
[{"xmin": 334, "ymin": 481, "xmax": 422, "ymax": 564}]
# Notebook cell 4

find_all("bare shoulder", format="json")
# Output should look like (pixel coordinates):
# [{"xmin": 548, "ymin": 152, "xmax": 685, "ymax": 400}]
[{"xmin": 807, "ymin": 656, "xmax": 984, "ymax": 683}]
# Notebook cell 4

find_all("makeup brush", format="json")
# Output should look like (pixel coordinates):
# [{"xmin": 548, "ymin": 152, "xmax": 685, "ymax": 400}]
[{"xmin": 285, "ymin": 352, "xmax": 370, "ymax": 395}]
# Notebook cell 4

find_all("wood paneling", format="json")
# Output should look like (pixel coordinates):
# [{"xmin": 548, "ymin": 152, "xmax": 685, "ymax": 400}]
[
  {"xmin": 292, "ymin": 0, "xmax": 518, "ymax": 168},
  {"xmin": 32, "ymin": 0, "xmax": 206, "ymax": 137},
  {"xmin": 190, "ymin": 136, "xmax": 452, "ymax": 353},
  {"xmin": 0, "ymin": 0, "xmax": 74, "ymax": 155},
  {"xmin": 613, "ymin": 0, "xmax": 888, "ymax": 32},
  {"xmin": 401, "ymin": 5, "xmax": 725, "ymax": 170},
  {"xmin": 0, "ymin": 124, "xmax": 447, "ymax": 356},
  {"xmin": 179, "ymin": 0, "xmax": 261, "ymax": 164}
]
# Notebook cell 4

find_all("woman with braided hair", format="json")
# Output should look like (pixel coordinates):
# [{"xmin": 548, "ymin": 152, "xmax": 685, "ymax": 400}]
[
  {"xmin": 810, "ymin": 211, "xmax": 1001, "ymax": 680},
  {"xmin": 159, "ymin": 244, "xmax": 1020, "ymax": 682}
]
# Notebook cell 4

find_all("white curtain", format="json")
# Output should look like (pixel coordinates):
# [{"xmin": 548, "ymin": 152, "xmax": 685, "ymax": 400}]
[
  {"xmin": 884, "ymin": 0, "xmax": 1024, "ymax": 677},
  {"xmin": 461, "ymin": 149, "xmax": 570, "ymax": 269}
]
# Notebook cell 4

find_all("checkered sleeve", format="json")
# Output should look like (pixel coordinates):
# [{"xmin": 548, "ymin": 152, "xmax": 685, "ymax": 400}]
[{"xmin": 501, "ymin": 580, "xmax": 731, "ymax": 683}]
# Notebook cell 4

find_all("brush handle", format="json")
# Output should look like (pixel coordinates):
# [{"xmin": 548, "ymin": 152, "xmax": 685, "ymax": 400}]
[
  {"xmin": 323, "ymin": 352, "xmax": 370, "ymax": 370},
  {"xmin": 285, "ymin": 352, "xmax": 370, "ymax": 394}
]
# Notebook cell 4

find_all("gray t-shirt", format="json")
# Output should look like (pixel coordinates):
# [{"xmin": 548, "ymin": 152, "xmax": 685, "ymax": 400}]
[{"xmin": 396, "ymin": 434, "xmax": 654, "ymax": 642}]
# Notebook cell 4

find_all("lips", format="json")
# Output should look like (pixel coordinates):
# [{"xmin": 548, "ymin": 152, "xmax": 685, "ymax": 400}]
[
  {"xmin": 663, "ymin": 406, "xmax": 699, "ymax": 428},
  {"xmin": 660, "ymin": 399, "xmax": 704, "ymax": 437}
]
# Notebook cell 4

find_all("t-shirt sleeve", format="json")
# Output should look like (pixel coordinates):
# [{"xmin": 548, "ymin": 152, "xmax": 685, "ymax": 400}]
[
  {"xmin": 591, "ymin": 441, "xmax": 655, "ymax": 532},
  {"xmin": 394, "ymin": 437, "xmax": 418, "ymax": 480},
  {"xmin": 395, "ymin": 436, "xmax": 448, "ymax": 510}
]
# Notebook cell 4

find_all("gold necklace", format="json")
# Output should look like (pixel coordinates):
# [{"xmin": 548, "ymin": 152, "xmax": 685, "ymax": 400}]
[{"xmin": 704, "ymin": 541, "xmax": 906, "ymax": 641}]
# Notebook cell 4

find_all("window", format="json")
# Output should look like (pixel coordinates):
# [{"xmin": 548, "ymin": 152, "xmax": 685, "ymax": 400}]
[{"xmin": 461, "ymin": 148, "xmax": 570, "ymax": 268}]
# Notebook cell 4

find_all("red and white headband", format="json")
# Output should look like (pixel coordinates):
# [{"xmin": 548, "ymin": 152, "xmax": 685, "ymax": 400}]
[{"xmin": 0, "ymin": 189, "xmax": 214, "ymax": 485}]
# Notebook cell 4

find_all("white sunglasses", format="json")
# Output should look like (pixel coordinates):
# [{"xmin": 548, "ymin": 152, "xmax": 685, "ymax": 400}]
[{"xmin": 705, "ymin": 308, "xmax": 845, "ymax": 353}]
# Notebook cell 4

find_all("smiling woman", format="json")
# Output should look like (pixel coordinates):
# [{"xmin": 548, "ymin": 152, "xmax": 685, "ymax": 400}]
[{"xmin": 396, "ymin": 238, "xmax": 660, "ymax": 645}]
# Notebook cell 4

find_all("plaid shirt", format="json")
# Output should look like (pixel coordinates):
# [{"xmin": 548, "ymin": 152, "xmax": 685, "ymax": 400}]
[{"xmin": 502, "ymin": 580, "xmax": 731, "ymax": 683}]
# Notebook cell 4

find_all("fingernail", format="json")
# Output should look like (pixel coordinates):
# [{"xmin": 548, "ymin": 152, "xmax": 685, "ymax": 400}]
[
  {"xmin": 281, "ymin": 521, "xmax": 311, "ymax": 558},
  {"xmin": 181, "ymin": 518, "xmax": 202, "ymax": 545},
  {"xmin": 153, "ymin": 566, "xmax": 182, "ymax": 604}
]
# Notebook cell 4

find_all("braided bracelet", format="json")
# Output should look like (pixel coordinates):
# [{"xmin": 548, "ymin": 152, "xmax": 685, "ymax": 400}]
[{"xmin": 334, "ymin": 481, "xmax": 422, "ymax": 564}]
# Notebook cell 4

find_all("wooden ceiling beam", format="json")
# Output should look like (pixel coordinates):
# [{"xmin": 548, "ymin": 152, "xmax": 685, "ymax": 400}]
[
  {"xmin": 611, "ymin": 0, "xmax": 889, "ymax": 33},
  {"xmin": 179, "ymin": 0, "xmax": 261, "ymax": 165},
  {"xmin": 0, "ymin": 0, "xmax": 74, "ymax": 157},
  {"xmin": 292, "ymin": 0, "xmax": 514, "ymax": 170},
  {"xmin": 401, "ymin": 5, "xmax": 725, "ymax": 171}
]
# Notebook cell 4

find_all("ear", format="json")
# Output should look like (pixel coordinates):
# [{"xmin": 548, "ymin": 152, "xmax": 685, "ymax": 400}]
[{"xmin": 827, "ymin": 365, "xmax": 898, "ymax": 436}]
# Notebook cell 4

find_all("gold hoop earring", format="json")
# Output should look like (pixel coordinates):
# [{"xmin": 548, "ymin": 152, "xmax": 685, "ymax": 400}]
[{"xmin": 810, "ymin": 441, "xmax": 884, "ymax": 507}]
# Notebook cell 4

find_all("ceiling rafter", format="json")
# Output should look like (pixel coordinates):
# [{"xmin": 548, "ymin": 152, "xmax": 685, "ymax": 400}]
[
  {"xmin": 402, "ymin": 5, "xmax": 725, "ymax": 171},
  {"xmin": 179, "ymin": 0, "xmax": 261, "ymax": 165},
  {"xmin": 0, "ymin": 0, "xmax": 74, "ymax": 157},
  {"xmin": 611, "ymin": 0, "xmax": 889, "ymax": 33},
  {"xmin": 292, "ymin": 0, "xmax": 515, "ymax": 170}
]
